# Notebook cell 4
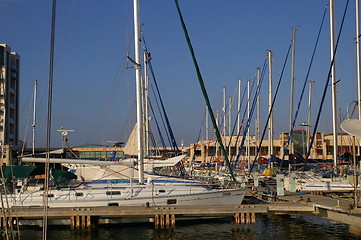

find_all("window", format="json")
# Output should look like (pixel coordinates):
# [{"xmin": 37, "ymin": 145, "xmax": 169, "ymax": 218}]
[
  {"xmin": 106, "ymin": 191, "xmax": 121, "ymax": 196},
  {"xmin": 10, "ymin": 93, "xmax": 15, "ymax": 104},
  {"xmin": 75, "ymin": 192, "xmax": 83, "ymax": 197},
  {"xmin": 158, "ymin": 190, "xmax": 166, "ymax": 193},
  {"xmin": 167, "ymin": 199, "xmax": 177, "ymax": 205},
  {"xmin": 108, "ymin": 203, "xmax": 119, "ymax": 206}
]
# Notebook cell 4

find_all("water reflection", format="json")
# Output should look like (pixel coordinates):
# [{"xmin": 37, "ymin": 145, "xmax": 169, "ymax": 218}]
[{"xmin": 14, "ymin": 214, "xmax": 361, "ymax": 240}]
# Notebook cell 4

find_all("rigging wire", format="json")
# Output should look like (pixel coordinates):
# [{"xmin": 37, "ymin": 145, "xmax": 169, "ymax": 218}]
[
  {"xmin": 304, "ymin": 0, "xmax": 350, "ymax": 169},
  {"xmin": 279, "ymin": 4, "xmax": 328, "ymax": 168},
  {"xmin": 250, "ymin": 43, "xmax": 293, "ymax": 173},
  {"xmin": 142, "ymin": 36, "xmax": 179, "ymax": 153},
  {"xmin": 174, "ymin": 0, "xmax": 236, "ymax": 182},
  {"xmin": 43, "ymin": 0, "xmax": 57, "ymax": 239},
  {"xmin": 149, "ymin": 83, "xmax": 172, "ymax": 151},
  {"xmin": 232, "ymin": 60, "xmax": 267, "ymax": 168},
  {"xmin": 148, "ymin": 100, "xmax": 168, "ymax": 151}
]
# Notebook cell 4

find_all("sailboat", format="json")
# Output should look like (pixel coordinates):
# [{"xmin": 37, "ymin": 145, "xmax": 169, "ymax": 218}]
[{"xmin": 10, "ymin": 0, "xmax": 246, "ymax": 208}]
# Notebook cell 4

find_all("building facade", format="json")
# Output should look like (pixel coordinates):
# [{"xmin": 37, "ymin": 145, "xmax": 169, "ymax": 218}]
[
  {"xmin": 0, "ymin": 44, "xmax": 20, "ymax": 147},
  {"xmin": 188, "ymin": 131, "xmax": 359, "ymax": 164}
]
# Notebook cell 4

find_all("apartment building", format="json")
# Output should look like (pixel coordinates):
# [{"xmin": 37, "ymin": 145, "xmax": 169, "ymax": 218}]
[{"xmin": 0, "ymin": 44, "xmax": 20, "ymax": 147}]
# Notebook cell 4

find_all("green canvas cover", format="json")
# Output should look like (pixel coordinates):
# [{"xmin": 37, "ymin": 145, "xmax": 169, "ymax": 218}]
[
  {"xmin": 1, "ymin": 165, "xmax": 44, "ymax": 178},
  {"xmin": 51, "ymin": 169, "xmax": 77, "ymax": 185}
]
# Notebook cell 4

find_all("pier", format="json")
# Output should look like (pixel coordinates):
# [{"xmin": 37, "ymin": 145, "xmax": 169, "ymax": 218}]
[{"xmin": 1, "ymin": 190, "xmax": 360, "ymax": 229}]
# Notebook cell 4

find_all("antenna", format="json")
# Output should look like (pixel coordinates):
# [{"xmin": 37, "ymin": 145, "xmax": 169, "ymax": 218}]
[{"xmin": 57, "ymin": 127, "xmax": 75, "ymax": 149}]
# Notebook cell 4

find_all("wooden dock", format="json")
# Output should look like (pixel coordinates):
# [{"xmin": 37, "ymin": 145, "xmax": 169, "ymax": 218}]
[{"xmin": 0, "ymin": 190, "xmax": 360, "ymax": 229}]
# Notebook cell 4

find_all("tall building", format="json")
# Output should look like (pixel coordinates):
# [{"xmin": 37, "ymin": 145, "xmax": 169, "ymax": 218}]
[{"xmin": 0, "ymin": 44, "xmax": 20, "ymax": 147}]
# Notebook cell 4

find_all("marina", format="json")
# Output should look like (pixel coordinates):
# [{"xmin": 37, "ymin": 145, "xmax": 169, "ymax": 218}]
[
  {"xmin": 0, "ymin": 189, "xmax": 360, "ymax": 230},
  {"xmin": 3, "ymin": 0, "xmax": 361, "ymax": 239}
]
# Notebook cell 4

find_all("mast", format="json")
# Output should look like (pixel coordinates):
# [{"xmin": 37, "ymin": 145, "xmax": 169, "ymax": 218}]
[
  {"xmin": 289, "ymin": 28, "xmax": 296, "ymax": 156},
  {"xmin": 330, "ymin": 0, "xmax": 338, "ymax": 167},
  {"xmin": 356, "ymin": 0, "xmax": 361, "ymax": 207},
  {"xmin": 43, "ymin": 0, "xmax": 57, "ymax": 238},
  {"xmin": 247, "ymin": 80, "xmax": 251, "ymax": 170},
  {"xmin": 237, "ymin": 80, "xmax": 242, "ymax": 156},
  {"xmin": 256, "ymin": 67, "xmax": 261, "ymax": 155},
  {"xmin": 267, "ymin": 50, "xmax": 274, "ymax": 164},
  {"xmin": 133, "ymin": 0, "xmax": 144, "ymax": 183},
  {"xmin": 215, "ymin": 110, "xmax": 219, "ymax": 158},
  {"xmin": 357, "ymin": 0, "xmax": 361, "ymax": 124},
  {"xmin": 205, "ymin": 105, "xmax": 209, "ymax": 142},
  {"xmin": 223, "ymin": 87, "xmax": 226, "ymax": 142},
  {"xmin": 228, "ymin": 96, "xmax": 232, "ymax": 160},
  {"xmin": 32, "ymin": 80, "xmax": 37, "ymax": 155},
  {"xmin": 143, "ymin": 50, "xmax": 149, "ymax": 157},
  {"xmin": 307, "ymin": 80, "xmax": 315, "ymax": 156}
]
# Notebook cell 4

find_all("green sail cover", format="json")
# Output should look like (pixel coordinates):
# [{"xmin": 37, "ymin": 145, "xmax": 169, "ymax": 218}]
[
  {"xmin": 1, "ymin": 165, "xmax": 44, "ymax": 178},
  {"xmin": 51, "ymin": 169, "xmax": 77, "ymax": 185}
]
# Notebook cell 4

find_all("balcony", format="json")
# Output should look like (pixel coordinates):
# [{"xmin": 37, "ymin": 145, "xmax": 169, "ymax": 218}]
[
  {"xmin": 10, "ymin": 72, "xmax": 17, "ymax": 79},
  {"xmin": 10, "ymin": 65, "xmax": 18, "ymax": 72}
]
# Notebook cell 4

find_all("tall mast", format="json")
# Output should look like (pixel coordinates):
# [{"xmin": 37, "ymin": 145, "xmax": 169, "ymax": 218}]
[
  {"xmin": 205, "ymin": 106, "xmax": 209, "ymax": 141},
  {"xmin": 215, "ymin": 110, "xmax": 219, "ymax": 158},
  {"xmin": 330, "ymin": 0, "xmax": 338, "ymax": 167},
  {"xmin": 356, "ymin": 0, "xmax": 361, "ymax": 121},
  {"xmin": 32, "ymin": 80, "xmax": 37, "ymax": 155},
  {"xmin": 223, "ymin": 87, "xmax": 226, "ymax": 141},
  {"xmin": 256, "ymin": 67, "xmax": 261, "ymax": 155},
  {"xmin": 289, "ymin": 28, "xmax": 296, "ymax": 155},
  {"xmin": 237, "ymin": 79, "xmax": 241, "ymax": 156},
  {"xmin": 228, "ymin": 96, "xmax": 232, "ymax": 159},
  {"xmin": 307, "ymin": 80, "xmax": 315, "ymax": 156},
  {"xmin": 356, "ymin": 0, "xmax": 361, "ymax": 207},
  {"xmin": 247, "ymin": 80, "xmax": 251, "ymax": 170},
  {"xmin": 133, "ymin": 0, "xmax": 144, "ymax": 183},
  {"xmin": 267, "ymin": 50, "xmax": 274, "ymax": 162},
  {"xmin": 143, "ymin": 51, "xmax": 149, "ymax": 157}
]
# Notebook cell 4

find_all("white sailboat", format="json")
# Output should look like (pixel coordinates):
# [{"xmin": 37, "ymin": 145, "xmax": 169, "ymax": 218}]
[{"xmin": 10, "ymin": 0, "xmax": 246, "ymax": 208}]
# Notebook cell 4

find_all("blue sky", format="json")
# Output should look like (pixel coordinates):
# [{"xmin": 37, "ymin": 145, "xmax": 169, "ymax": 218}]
[{"xmin": 1, "ymin": 0, "xmax": 359, "ymax": 148}]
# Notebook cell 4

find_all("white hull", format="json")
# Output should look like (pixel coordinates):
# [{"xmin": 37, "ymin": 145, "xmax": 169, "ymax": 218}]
[
  {"xmin": 7, "ymin": 184, "xmax": 245, "ymax": 208},
  {"xmin": 285, "ymin": 172, "xmax": 358, "ymax": 192}
]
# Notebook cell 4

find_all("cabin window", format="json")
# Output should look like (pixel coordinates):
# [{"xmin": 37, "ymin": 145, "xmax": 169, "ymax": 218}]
[
  {"xmin": 159, "ymin": 190, "xmax": 166, "ymax": 193},
  {"xmin": 108, "ymin": 203, "xmax": 119, "ymax": 206},
  {"xmin": 47, "ymin": 194, "xmax": 54, "ymax": 198},
  {"xmin": 106, "ymin": 191, "xmax": 121, "ymax": 196},
  {"xmin": 167, "ymin": 199, "xmax": 177, "ymax": 205},
  {"xmin": 75, "ymin": 192, "xmax": 84, "ymax": 197}
]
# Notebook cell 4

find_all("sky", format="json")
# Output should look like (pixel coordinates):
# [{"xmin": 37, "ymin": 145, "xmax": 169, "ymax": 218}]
[{"xmin": 1, "ymin": 0, "xmax": 360, "ymax": 148}]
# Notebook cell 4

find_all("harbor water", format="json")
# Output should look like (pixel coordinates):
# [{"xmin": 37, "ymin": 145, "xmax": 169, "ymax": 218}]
[{"xmin": 13, "ymin": 213, "xmax": 361, "ymax": 240}]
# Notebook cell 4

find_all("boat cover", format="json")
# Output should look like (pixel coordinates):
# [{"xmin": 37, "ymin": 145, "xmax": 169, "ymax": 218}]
[{"xmin": 1, "ymin": 165, "xmax": 44, "ymax": 178}]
